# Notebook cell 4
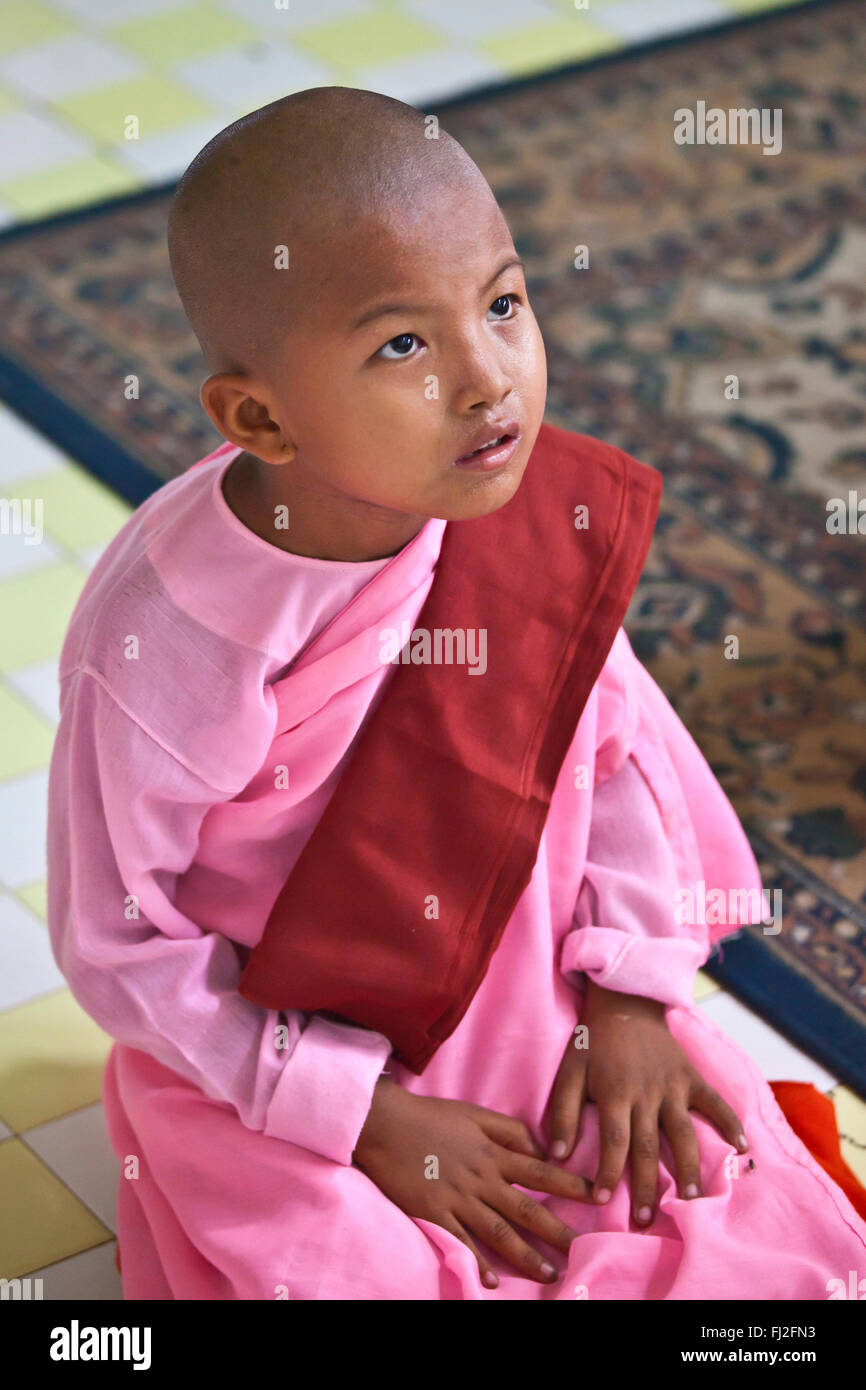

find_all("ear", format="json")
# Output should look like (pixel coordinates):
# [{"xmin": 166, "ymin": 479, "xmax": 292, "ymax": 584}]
[{"xmin": 199, "ymin": 373, "xmax": 289, "ymax": 465}]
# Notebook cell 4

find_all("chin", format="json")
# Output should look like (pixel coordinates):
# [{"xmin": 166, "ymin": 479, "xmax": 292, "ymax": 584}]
[{"xmin": 441, "ymin": 452, "xmax": 529, "ymax": 521}]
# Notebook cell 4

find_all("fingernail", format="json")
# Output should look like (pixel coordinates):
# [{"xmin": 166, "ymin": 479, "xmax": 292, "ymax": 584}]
[
  {"xmin": 595, "ymin": 1187, "xmax": 612, "ymax": 1204},
  {"xmin": 482, "ymin": 1270, "xmax": 498, "ymax": 1289},
  {"xmin": 684, "ymin": 1183, "xmax": 699, "ymax": 1199},
  {"xmin": 737, "ymin": 1133, "xmax": 748, "ymax": 1151},
  {"xmin": 540, "ymin": 1262, "xmax": 557, "ymax": 1279},
  {"xmin": 551, "ymin": 1140, "xmax": 567, "ymax": 1159},
  {"xmin": 637, "ymin": 1205, "xmax": 652, "ymax": 1223}
]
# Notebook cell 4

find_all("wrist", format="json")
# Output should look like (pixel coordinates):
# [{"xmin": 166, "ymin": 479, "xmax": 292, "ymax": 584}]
[
  {"xmin": 582, "ymin": 979, "xmax": 665, "ymax": 1016},
  {"xmin": 354, "ymin": 1074, "xmax": 404, "ymax": 1162}
]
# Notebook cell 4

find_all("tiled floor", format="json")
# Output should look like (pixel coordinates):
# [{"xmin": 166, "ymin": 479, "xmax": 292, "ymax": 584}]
[
  {"xmin": 0, "ymin": 0, "xmax": 812, "ymax": 227},
  {"xmin": 2, "ymin": 0, "xmax": 861, "ymax": 1302}
]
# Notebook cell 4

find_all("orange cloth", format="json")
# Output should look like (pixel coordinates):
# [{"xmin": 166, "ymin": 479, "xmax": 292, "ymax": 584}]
[{"xmin": 770, "ymin": 1080, "xmax": 866, "ymax": 1221}]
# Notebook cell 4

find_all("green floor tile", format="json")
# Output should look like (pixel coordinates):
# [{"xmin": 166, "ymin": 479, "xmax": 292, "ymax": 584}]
[
  {"xmin": 55, "ymin": 74, "xmax": 214, "ymax": 144},
  {"xmin": 0, "ymin": 1139, "xmax": 112, "ymax": 1280},
  {"xmin": 4, "ymin": 466, "xmax": 132, "ymax": 554},
  {"xmin": 295, "ymin": 8, "xmax": 446, "ymax": 69},
  {"xmin": 0, "ymin": 562, "xmax": 90, "ymax": 672},
  {"xmin": 14, "ymin": 880, "xmax": 47, "ymax": 924},
  {"xmin": 480, "ymin": 17, "xmax": 622, "ymax": 75},
  {"xmin": 0, "ymin": 683, "xmax": 54, "ymax": 780},
  {"xmin": 0, "ymin": 1, "xmax": 74, "ymax": 56},
  {"xmin": 1, "ymin": 155, "xmax": 142, "ymax": 220},
  {"xmin": 0, "ymin": 86, "xmax": 21, "ymax": 119},
  {"xmin": 113, "ymin": 3, "xmax": 257, "ymax": 64},
  {"xmin": 0, "ymin": 990, "xmax": 113, "ymax": 1133}
]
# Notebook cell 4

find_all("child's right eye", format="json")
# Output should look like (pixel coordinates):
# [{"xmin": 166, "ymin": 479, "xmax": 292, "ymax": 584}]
[{"xmin": 375, "ymin": 333, "xmax": 422, "ymax": 361}]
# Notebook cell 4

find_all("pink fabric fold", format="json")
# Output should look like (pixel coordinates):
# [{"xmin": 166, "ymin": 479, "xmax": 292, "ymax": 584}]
[{"xmin": 562, "ymin": 755, "xmax": 709, "ymax": 1010}]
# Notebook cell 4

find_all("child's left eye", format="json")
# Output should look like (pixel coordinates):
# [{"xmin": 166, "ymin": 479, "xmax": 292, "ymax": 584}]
[{"xmin": 375, "ymin": 295, "xmax": 520, "ymax": 361}]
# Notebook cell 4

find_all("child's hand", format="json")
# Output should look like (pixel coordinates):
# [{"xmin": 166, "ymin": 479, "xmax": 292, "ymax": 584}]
[
  {"xmin": 353, "ymin": 1076, "xmax": 591, "ymax": 1288},
  {"xmin": 546, "ymin": 982, "xmax": 749, "ymax": 1226}
]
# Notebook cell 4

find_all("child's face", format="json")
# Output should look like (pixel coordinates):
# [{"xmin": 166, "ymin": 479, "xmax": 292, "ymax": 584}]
[{"xmin": 262, "ymin": 180, "xmax": 547, "ymax": 524}]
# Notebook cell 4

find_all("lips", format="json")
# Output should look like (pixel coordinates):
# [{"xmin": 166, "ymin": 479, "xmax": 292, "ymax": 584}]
[{"xmin": 454, "ymin": 419, "xmax": 520, "ymax": 463}]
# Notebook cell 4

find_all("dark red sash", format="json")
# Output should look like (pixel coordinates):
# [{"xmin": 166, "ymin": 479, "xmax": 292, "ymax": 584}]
[{"xmin": 239, "ymin": 423, "xmax": 662, "ymax": 1073}]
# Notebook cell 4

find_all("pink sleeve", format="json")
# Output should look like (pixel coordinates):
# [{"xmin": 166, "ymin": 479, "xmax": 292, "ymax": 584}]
[
  {"xmin": 47, "ymin": 670, "xmax": 390, "ymax": 1166},
  {"xmin": 559, "ymin": 754, "xmax": 707, "ymax": 1009}
]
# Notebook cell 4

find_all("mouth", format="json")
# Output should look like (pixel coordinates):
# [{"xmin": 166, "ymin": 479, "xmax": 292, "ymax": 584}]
[{"xmin": 453, "ymin": 428, "xmax": 521, "ymax": 471}]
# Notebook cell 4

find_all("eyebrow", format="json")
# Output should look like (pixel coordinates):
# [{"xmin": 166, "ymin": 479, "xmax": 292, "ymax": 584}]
[{"xmin": 350, "ymin": 255, "xmax": 526, "ymax": 332}]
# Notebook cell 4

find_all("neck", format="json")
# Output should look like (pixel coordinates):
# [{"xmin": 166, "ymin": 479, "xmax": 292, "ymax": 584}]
[{"xmin": 223, "ymin": 451, "xmax": 427, "ymax": 562}]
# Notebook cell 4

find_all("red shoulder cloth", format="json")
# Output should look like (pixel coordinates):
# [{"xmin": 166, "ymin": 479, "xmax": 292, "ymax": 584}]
[{"xmin": 239, "ymin": 423, "xmax": 662, "ymax": 1073}]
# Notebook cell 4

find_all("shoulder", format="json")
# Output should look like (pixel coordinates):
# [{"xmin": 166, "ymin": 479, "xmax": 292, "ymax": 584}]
[{"xmin": 57, "ymin": 457, "xmax": 276, "ymax": 794}]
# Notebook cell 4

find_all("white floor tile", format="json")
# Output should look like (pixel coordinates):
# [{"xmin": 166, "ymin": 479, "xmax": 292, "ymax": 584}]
[
  {"xmin": 356, "ymin": 49, "xmax": 504, "ymax": 105},
  {"xmin": 0, "ymin": 530, "xmax": 63, "ymax": 580},
  {"xmin": 407, "ymin": 0, "xmax": 561, "ymax": 43},
  {"xmin": 0, "ymin": 35, "xmax": 141, "ymax": 102},
  {"xmin": 0, "ymin": 409, "xmax": 67, "ymax": 486},
  {"xmin": 0, "ymin": 110, "xmax": 90, "ymax": 184},
  {"xmin": 28, "ymin": 1241, "xmax": 123, "ymax": 1301},
  {"xmin": 115, "ymin": 115, "xmax": 231, "ymax": 181},
  {"xmin": 0, "ymin": 892, "xmax": 66, "ymax": 1009},
  {"xmin": 22, "ymin": 1101, "xmax": 119, "ymax": 1231},
  {"xmin": 595, "ymin": 0, "xmax": 729, "ymax": 42},
  {"xmin": 53, "ymin": 0, "xmax": 190, "ymax": 23},
  {"xmin": 75, "ymin": 540, "xmax": 111, "ymax": 571},
  {"xmin": 698, "ymin": 990, "xmax": 838, "ymax": 1091},
  {"xmin": 175, "ymin": 42, "xmax": 332, "ymax": 113},
  {"xmin": 0, "ymin": 771, "xmax": 48, "ymax": 888},
  {"xmin": 5, "ymin": 658, "xmax": 61, "ymax": 726},
  {"xmin": 222, "ymin": 0, "xmax": 374, "ymax": 32}
]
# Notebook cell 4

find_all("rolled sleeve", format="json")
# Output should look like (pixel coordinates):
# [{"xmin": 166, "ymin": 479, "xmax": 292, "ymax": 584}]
[
  {"xmin": 561, "ymin": 753, "xmax": 710, "ymax": 1009},
  {"xmin": 264, "ymin": 1015, "xmax": 391, "ymax": 1164}
]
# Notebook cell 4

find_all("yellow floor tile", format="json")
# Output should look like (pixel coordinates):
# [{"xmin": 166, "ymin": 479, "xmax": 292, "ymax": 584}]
[
  {"xmin": 295, "ymin": 8, "xmax": 445, "ymax": 69},
  {"xmin": 113, "ymin": 3, "xmax": 257, "ymax": 63},
  {"xmin": 480, "ymin": 18, "xmax": 621, "ymax": 75},
  {"xmin": 0, "ymin": 86, "xmax": 21, "ymax": 119},
  {"xmin": 0, "ymin": 683, "xmax": 54, "ymax": 780},
  {"xmin": 55, "ymin": 74, "xmax": 214, "ymax": 144},
  {"xmin": 831, "ymin": 1085, "xmax": 866, "ymax": 1187},
  {"xmin": 0, "ymin": 989, "xmax": 113, "ymax": 1133},
  {"xmin": 728, "ymin": 0, "xmax": 810, "ymax": 10},
  {"xmin": 0, "ymin": 1, "xmax": 74, "ymax": 56},
  {"xmin": 6, "ymin": 464, "xmax": 132, "ymax": 554},
  {"xmin": 0, "ymin": 562, "xmax": 90, "ymax": 672},
  {"xmin": 2, "ymin": 155, "xmax": 142, "ymax": 220},
  {"xmin": 15, "ymin": 879, "xmax": 47, "ymax": 923},
  {"xmin": 0, "ymin": 1137, "xmax": 111, "ymax": 1280},
  {"xmin": 694, "ymin": 968, "xmax": 721, "ymax": 1003}
]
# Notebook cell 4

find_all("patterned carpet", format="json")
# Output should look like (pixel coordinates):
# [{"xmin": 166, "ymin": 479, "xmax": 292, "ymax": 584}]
[{"xmin": 0, "ymin": 0, "xmax": 863, "ymax": 1092}]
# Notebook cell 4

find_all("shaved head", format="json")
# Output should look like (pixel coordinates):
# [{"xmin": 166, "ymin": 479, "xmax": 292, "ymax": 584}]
[{"xmin": 167, "ymin": 86, "xmax": 486, "ymax": 378}]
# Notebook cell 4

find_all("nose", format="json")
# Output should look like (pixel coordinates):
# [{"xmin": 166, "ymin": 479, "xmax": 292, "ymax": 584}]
[{"xmin": 451, "ymin": 322, "xmax": 514, "ymax": 414}]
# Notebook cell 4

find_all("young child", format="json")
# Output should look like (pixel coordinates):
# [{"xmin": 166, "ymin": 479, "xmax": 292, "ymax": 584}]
[{"xmin": 47, "ymin": 86, "xmax": 866, "ymax": 1300}]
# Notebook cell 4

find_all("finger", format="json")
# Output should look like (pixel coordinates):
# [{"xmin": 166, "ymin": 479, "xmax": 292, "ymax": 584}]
[
  {"xmin": 496, "ymin": 1180, "xmax": 580, "ymax": 1258},
  {"xmin": 439, "ymin": 1214, "xmax": 500, "ymax": 1290},
  {"xmin": 466, "ymin": 1198, "xmax": 559, "ymax": 1285},
  {"xmin": 501, "ymin": 1151, "xmax": 593, "ymax": 1204},
  {"xmin": 476, "ymin": 1109, "xmax": 545, "ymax": 1160},
  {"xmin": 660, "ymin": 1096, "xmax": 702, "ymax": 1200},
  {"xmin": 593, "ymin": 1100, "xmax": 632, "ymax": 1204},
  {"xmin": 629, "ymin": 1103, "xmax": 661, "ymax": 1224},
  {"xmin": 689, "ymin": 1079, "xmax": 749, "ymax": 1154},
  {"xmin": 548, "ymin": 1057, "xmax": 587, "ymax": 1161}
]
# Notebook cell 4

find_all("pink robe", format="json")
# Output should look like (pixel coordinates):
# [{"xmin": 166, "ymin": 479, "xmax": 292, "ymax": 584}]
[{"xmin": 46, "ymin": 439, "xmax": 866, "ymax": 1300}]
